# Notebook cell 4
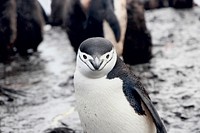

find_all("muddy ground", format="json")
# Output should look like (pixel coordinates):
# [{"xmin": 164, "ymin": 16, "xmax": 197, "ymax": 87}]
[{"xmin": 1, "ymin": 7, "xmax": 200, "ymax": 133}]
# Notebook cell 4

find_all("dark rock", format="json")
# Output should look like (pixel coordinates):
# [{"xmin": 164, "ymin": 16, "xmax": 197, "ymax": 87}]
[
  {"xmin": 183, "ymin": 105, "xmax": 195, "ymax": 109},
  {"xmin": 46, "ymin": 127, "xmax": 75, "ymax": 133},
  {"xmin": 174, "ymin": 112, "xmax": 189, "ymax": 121},
  {"xmin": 0, "ymin": 100, "xmax": 5, "ymax": 105}
]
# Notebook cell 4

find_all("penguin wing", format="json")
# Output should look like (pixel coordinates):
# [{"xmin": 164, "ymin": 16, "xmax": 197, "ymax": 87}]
[
  {"xmin": 107, "ymin": 58, "xmax": 167, "ymax": 133},
  {"xmin": 104, "ymin": 1, "xmax": 121, "ymax": 42},
  {"xmin": 125, "ymin": 75, "xmax": 167, "ymax": 133}
]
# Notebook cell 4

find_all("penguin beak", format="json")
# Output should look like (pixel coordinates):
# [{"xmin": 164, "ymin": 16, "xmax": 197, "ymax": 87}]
[{"xmin": 90, "ymin": 57, "xmax": 103, "ymax": 70}]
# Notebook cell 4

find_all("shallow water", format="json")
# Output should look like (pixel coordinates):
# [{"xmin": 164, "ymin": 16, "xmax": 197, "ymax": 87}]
[{"xmin": 1, "ymin": 7, "xmax": 200, "ymax": 133}]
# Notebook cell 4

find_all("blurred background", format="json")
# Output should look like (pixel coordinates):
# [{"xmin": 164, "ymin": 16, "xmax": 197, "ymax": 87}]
[{"xmin": 0, "ymin": 0, "xmax": 200, "ymax": 132}]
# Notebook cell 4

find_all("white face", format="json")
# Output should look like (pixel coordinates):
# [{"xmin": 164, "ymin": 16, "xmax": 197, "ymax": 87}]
[{"xmin": 76, "ymin": 48, "xmax": 117, "ymax": 78}]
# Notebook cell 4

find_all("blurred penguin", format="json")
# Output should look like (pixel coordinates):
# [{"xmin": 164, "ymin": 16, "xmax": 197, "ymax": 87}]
[
  {"xmin": 50, "ymin": 0, "xmax": 69, "ymax": 27},
  {"xmin": 122, "ymin": 0, "xmax": 152, "ymax": 65},
  {"xmin": 65, "ymin": 0, "xmax": 121, "ymax": 53},
  {"xmin": 169, "ymin": 0, "xmax": 193, "ymax": 8},
  {"xmin": 15, "ymin": 0, "xmax": 45, "ymax": 56},
  {"xmin": 103, "ymin": 0, "xmax": 127, "ymax": 56},
  {"xmin": 143, "ymin": 0, "xmax": 164, "ymax": 10},
  {"xmin": 0, "ymin": 0, "xmax": 17, "ymax": 63}
]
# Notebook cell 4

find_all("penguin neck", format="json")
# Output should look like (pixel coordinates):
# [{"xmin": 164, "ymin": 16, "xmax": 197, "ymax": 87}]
[{"xmin": 107, "ymin": 57, "xmax": 128, "ymax": 79}]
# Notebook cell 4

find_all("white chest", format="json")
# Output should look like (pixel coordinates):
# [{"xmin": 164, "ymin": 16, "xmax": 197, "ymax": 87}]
[{"xmin": 74, "ymin": 71, "xmax": 156, "ymax": 133}]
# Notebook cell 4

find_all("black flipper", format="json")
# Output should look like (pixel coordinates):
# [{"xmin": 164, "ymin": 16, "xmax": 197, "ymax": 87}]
[
  {"xmin": 107, "ymin": 57, "xmax": 167, "ymax": 133},
  {"xmin": 127, "ymin": 75, "xmax": 167, "ymax": 133}
]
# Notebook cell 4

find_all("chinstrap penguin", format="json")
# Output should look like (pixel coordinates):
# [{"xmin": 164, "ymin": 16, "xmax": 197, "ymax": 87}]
[{"xmin": 74, "ymin": 37, "xmax": 167, "ymax": 133}]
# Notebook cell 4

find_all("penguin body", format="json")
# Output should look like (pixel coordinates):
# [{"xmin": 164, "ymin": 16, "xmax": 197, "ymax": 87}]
[
  {"xmin": 50, "ymin": 0, "xmax": 68, "ymax": 26},
  {"xmin": 0, "ymin": 0, "xmax": 17, "ymax": 63},
  {"xmin": 15, "ymin": 0, "xmax": 44, "ymax": 56},
  {"xmin": 74, "ymin": 37, "xmax": 167, "ymax": 133},
  {"xmin": 123, "ymin": 0, "xmax": 152, "ymax": 65}
]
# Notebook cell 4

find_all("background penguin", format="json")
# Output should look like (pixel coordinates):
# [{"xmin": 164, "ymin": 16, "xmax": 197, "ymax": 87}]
[
  {"xmin": 65, "ymin": 0, "xmax": 86, "ymax": 53},
  {"xmin": 38, "ymin": 1, "xmax": 49, "ymax": 24},
  {"xmin": 74, "ymin": 37, "xmax": 167, "ymax": 133},
  {"xmin": 50, "ymin": 0, "xmax": 68, "ymax": 27},
  {"xmin": 15, "ymin": 0, "xmax": 45, "ymax": 56},
  {"xmin": 123, "ymin": 0, "xmax": 152, "ymax": 65},
  {"xmin": 142, "ymin": 0, "xmax": 165, "ymax": 10},
  {"xmin": 142, "ymin": 0, "xmax": 194, "ymax": 10},
  {"xmin": 103, "ymin": 0, "xmax": 127, "ymax": 56},
  {"xmin": 0, "ymin": 0, "xmax": 17, "ymax": 63},
  {"xmin": 65, "ymin": 0, "xmax": 121, "ymax": 53},
  {"xmin": 170, "ymin": 0, "xmax": 193, "ymax": 8}
]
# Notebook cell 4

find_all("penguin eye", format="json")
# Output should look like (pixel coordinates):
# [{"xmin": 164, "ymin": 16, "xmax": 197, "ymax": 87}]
[
  {"xmin": 83, "ymin": 54, "xmax": 87, "ymax": 59},
  {"xmin": 106, "ymin": 54, "xmax": 110, "ymax": 59}
]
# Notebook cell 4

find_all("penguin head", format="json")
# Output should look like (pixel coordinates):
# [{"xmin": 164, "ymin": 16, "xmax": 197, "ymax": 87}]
[{"xmin": 76, "ymin": 37, "xmax": 117, "ymax": 78}]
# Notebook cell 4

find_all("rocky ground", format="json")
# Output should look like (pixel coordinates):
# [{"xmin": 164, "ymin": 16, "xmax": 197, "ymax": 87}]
[{"xmin": 1, "ymin": 7, "xmax": 200, "ymax": 133}]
